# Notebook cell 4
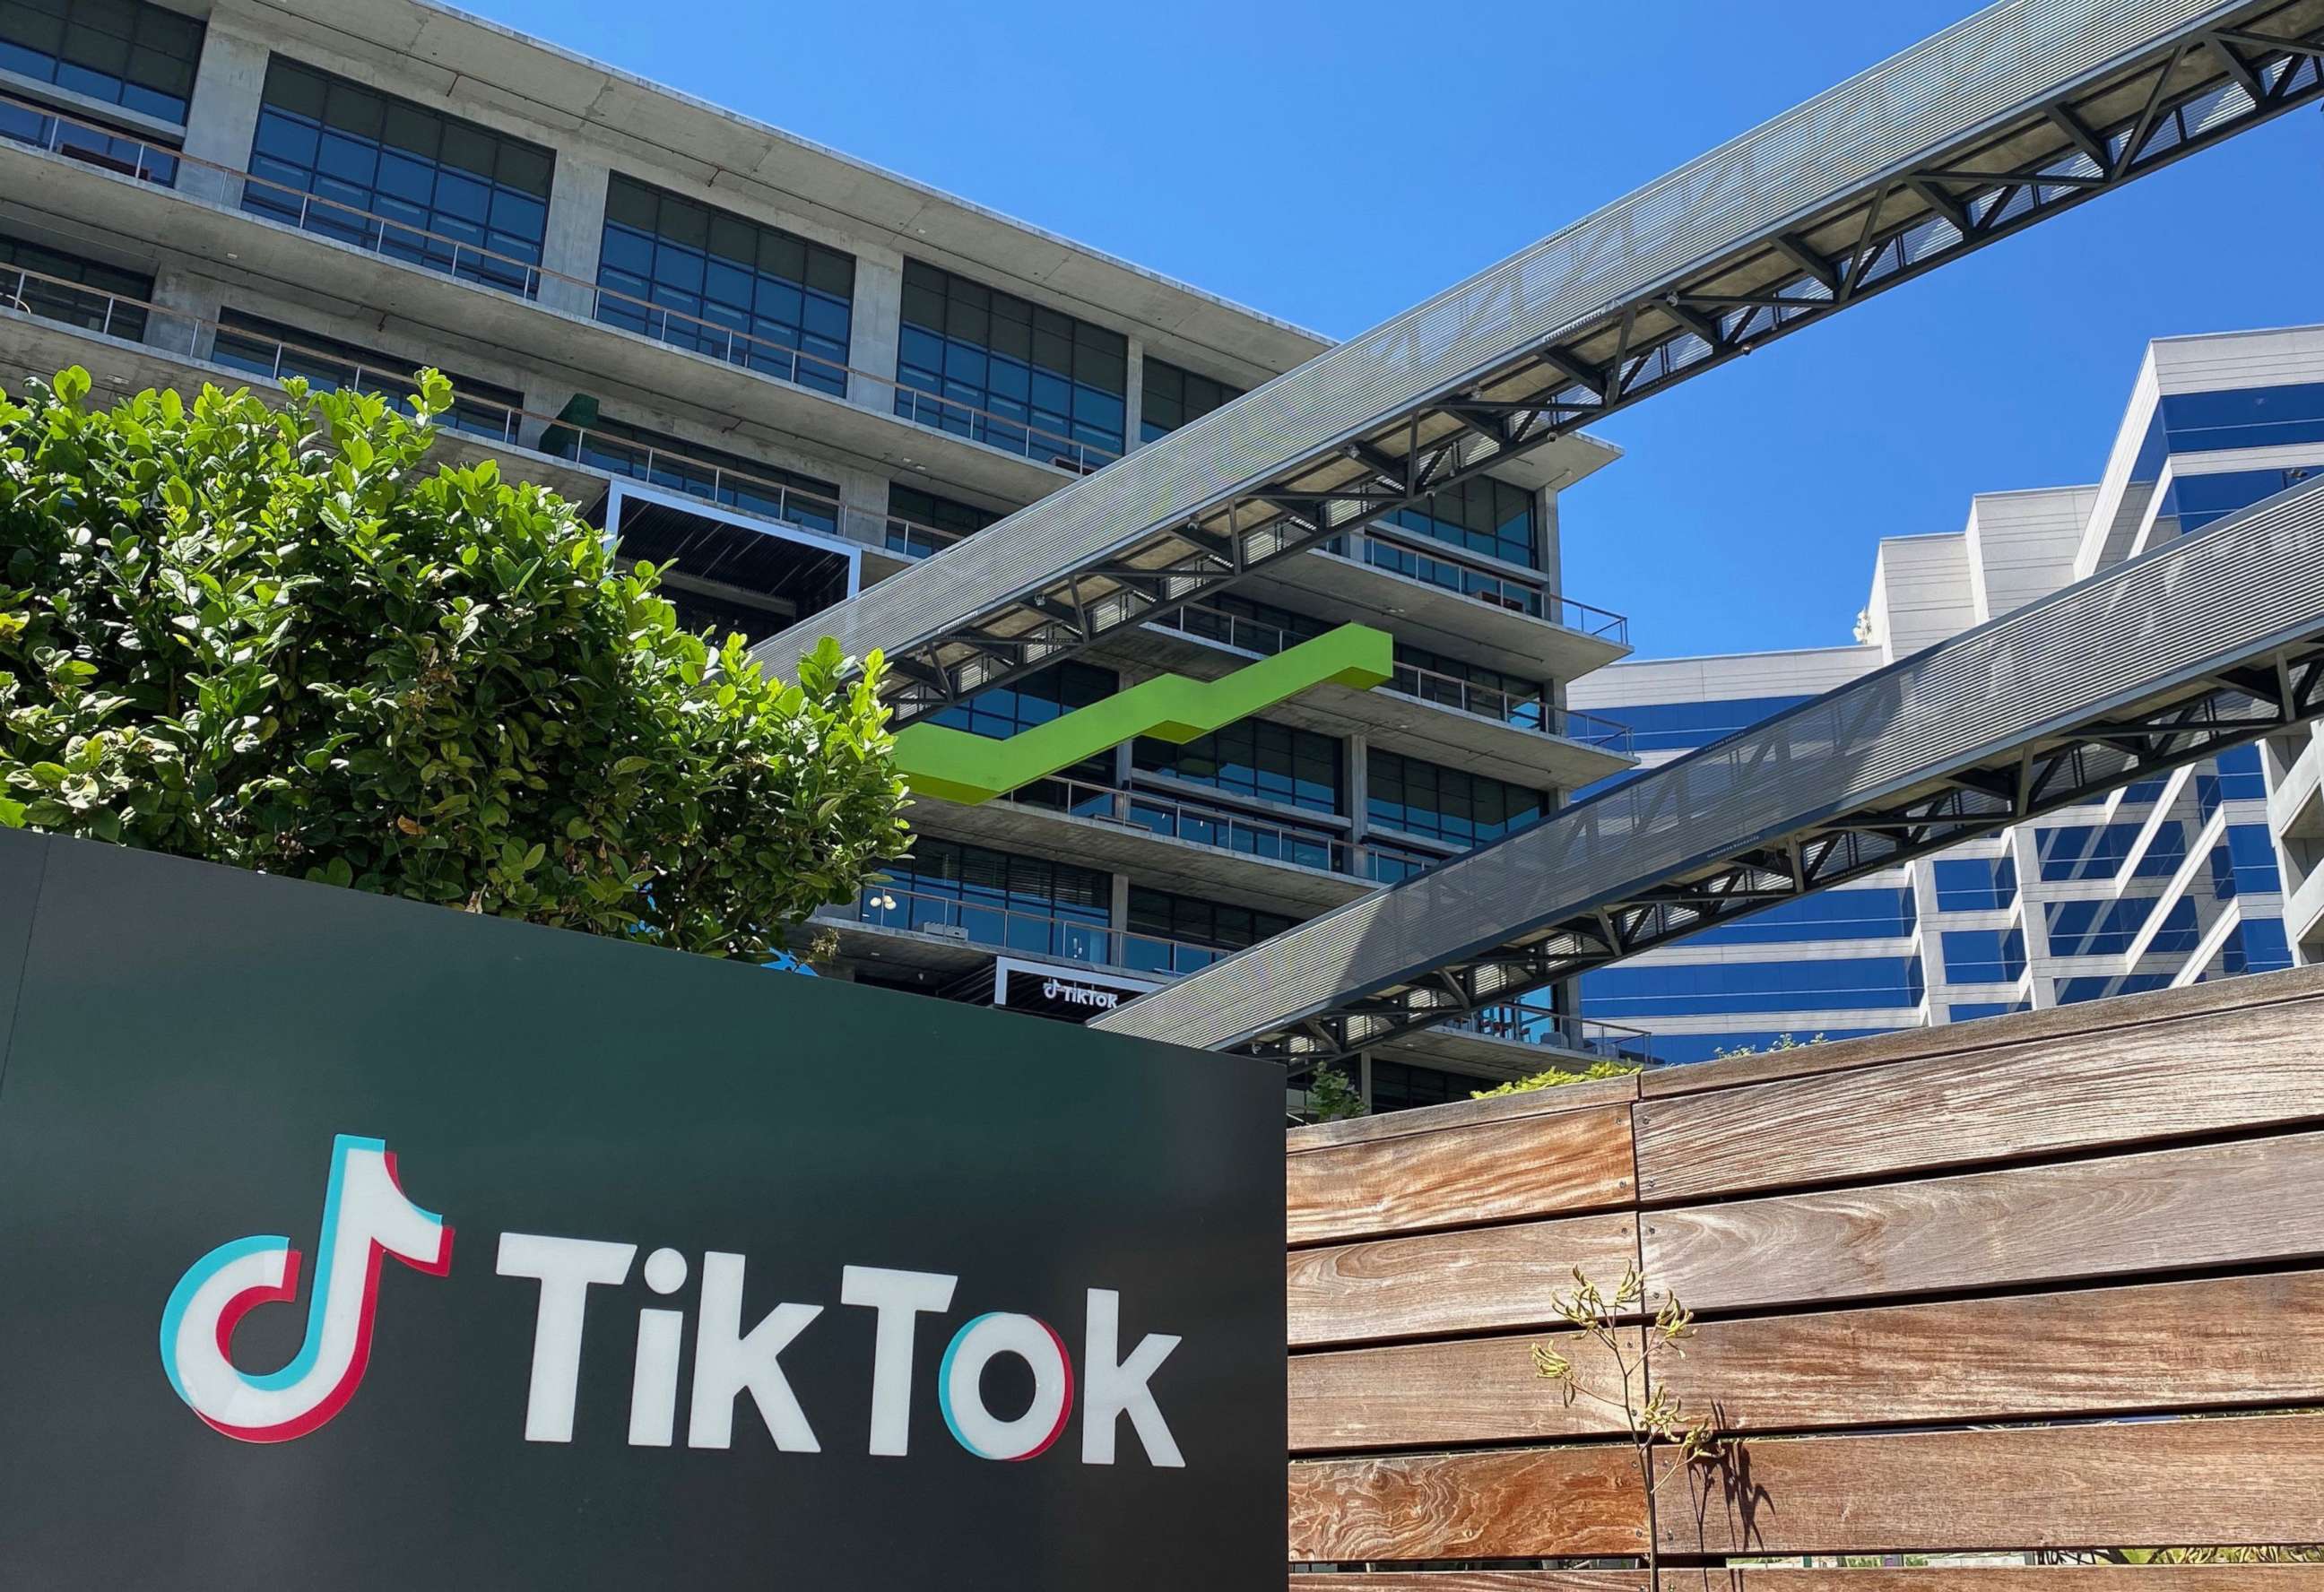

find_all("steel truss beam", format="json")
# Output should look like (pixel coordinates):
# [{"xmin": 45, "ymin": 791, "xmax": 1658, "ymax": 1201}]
[
  {"xmin": 1091, "ymin": 478, "xmax": 2324, "ymax": 1060},
  {"xmin": 756, "ymin": 0, "xmax": 2324, "ymax": 722}
]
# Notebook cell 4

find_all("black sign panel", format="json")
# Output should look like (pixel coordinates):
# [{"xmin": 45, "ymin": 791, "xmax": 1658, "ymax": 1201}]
[
  {"xmin": 993, "ymin": 957, "xmax": 1157, "ymax": 1024},
  {"xmin": 0, "ymin": 832, "xmax": 1283, "ymax": 1589}
]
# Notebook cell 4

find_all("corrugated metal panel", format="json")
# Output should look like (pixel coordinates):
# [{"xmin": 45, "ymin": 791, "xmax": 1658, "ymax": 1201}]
[
  {"xmin": 1095, "ymin": 476, "xmax": 2324, "ymax": 1051},
  {"xmin": 756, "ymin": 0, "xmax": 2252, "ymax": 680}
]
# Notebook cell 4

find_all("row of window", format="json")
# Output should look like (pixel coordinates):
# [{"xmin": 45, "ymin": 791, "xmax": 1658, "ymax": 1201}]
[
  {"xmin": 1580, "ymin": 957, "xmax": 1927, "ymax": 1017},
  {"xmin": 1932, "ymin": 856, "xmax": 2016, "ymax": 912},
  {"xmin": 2130, "ymin": 379, "xmax": 2324, "ymax": 481},
  {"xmin": 1684, "ymin": 887, "xmax": 1915, "ymax": 946},
  {"xmin": 1940, "ymin": 926, "xmax": 2025, "ymax": 985},
  {"xmin": 0, "ymin": 0, "xmax": 202, "ymax": 124}
]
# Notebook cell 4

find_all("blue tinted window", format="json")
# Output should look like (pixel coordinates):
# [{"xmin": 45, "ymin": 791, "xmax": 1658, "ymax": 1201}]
[
  {"xmin": 1942, "ymin": 927, "xmax": 2025, "ymax": 984},
  {"xmin": 1949, "ymin": 1001, "xmax": 2027, "ymax": 1022},
  {"xmin": 2044, "ymin": 896, "xmax": 2196, "ymax": 957},
  {"xmin": 872, "ymin": 837, "xmax": 1111, "ymax": 963},
  {"xmin": 209, "ymin": 309, "xmax": 521, "ymax": 439},
  {"xmin": 896, "ymin": 259, "xmax": 1125, "ymax": 462},
  {"xmin": 2222, "ymin": 916, "xmax": 2294, "ymax": 976},
  {"xmin": 1366, "ymin": 749, "xmax": 1544, "ymax": 847},
  {"xmin": 1134, "ymin": 718, "xmax": 1340, "ymax": 814},
  {"xmin": 2208, "ymin": 825, "xmax": 2283, "ymax": 899},
  {"xmin": 597, "ymin": 175, "xmax": 853, "ymax": 399},
  {"xmin": 1379, "ymin": 475, "xmax": 1536, "ymax": 568},
  {"xmin": 0, "ymin": 230, "xmax": 150, "ymax": 340},
  {"xmin": 1634, "ymin": 1030, "xmax": 1889, "ymax": 1066},
  {"xmin": 1123, "ymin": 888, "xmax": 1294, "ymax": 976},
  {"xmin": 1684, "ymin": 888, "xmax": 1914, "ymax": 945},
  {"xmin": 1140, "ymin": 358, "xmax": 1240, "ymax": 446},
  {"xmin": 2155, "ymin": 381, "xmax": 2324, "ymax": 457},
  {"xmin": 1581, "ymin": 957, "xmax": 1923, "ymax": 1017},
  {"xmin": 2164, "ymin": 467, "xmax": 2324, "ymax": 533},
  {"xmin": 547, "ymin": 414, "xmax": 837, "ymax": 535},
  {"xmin": 0, "ymin": 0, "xmax": 203, "ymax": 122},
  {"xmin": 885, "ymin": 484, "xmax": 999, "ymax": 559},
  {"xmin": 244, "ymin": 57, "xmax": 552, "ymax": 298},
  {"xmin": 1590, "ymin": 695, "xmax": 1815, "ymax": 753},
  {"xmin": 2057, "ymin": 972, "xmax": 2170, "ymax": 1005},
  {"xmin": 1368, "ymin": 1059, "xmax": 1487, "ymax": 1112},
  {"xmin": 1933, "ymin": 856, "xmax": 2016, "ymax": 911},
  {"xmin": 933, "ymin": 661, "xmax": 1115, "ymax": 743},
  {"xmin": 2037, "ymin": 822, "xmax": 2146, "ymax": 881}
]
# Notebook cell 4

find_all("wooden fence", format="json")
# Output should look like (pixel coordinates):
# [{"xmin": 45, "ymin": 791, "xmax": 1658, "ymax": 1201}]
[{"xmin": 1284, "ymin": 964, "xmax": 2324, "ymax": 1584}]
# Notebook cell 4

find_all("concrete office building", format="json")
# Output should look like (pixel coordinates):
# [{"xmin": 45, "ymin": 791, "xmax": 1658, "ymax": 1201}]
[
  {"xmin": 1570, "ymin": 324, "xmax": 2321, "ymax": 1062},
  {"xmin": 0, "ymin": 0, "xmax": 1655, "ymax": 1114}
]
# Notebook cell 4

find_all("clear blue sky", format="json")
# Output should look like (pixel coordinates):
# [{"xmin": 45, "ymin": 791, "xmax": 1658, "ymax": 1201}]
[{"xmin": 467, "ymin": 0, "xmax": 2324, "ymax": 659}]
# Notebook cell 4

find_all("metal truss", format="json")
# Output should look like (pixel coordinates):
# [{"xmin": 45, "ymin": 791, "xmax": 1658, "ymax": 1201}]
[
  {"xmin": 1091, "ymin": 478, "xmax": 2324, "ymax": 1059},
  {"xmin": 1248, "ymin": 656, "xmax": 2324, "ymax": 1063},
  {"xmin": 758, "ymin": 0, "xmax": 2324, "ymax": 722}
]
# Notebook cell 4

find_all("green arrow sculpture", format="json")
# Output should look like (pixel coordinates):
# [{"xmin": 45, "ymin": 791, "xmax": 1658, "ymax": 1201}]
[{"xmin": 893, "ymin": 622, "xmax": 1392, "ymax": 804}]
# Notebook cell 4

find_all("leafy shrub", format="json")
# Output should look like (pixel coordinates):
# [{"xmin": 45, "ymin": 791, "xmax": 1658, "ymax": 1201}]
[{"xmin": 0, "ymin": 368, "xmax": 908, "ymax": 958}]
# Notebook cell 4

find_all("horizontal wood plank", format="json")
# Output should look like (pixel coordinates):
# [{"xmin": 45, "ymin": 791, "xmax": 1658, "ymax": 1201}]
[
  {"xmin": 1732, "ymin": 1575, "xmax": 2324, "ymax": 1588},
  {"xmin": 1633, "ymin": 993, "xmax": 2324, "ymax": 1201},
  {"xmin": 1288, "ymin": 1576, "xmax": 1648, "ymax": 1591},
  {"xmin": 1289, "ymin": 1214, "xmax": 1638, "ymax": 1347},
  {"xmin": 1643, "ymin": 1132, "xmax": 2324, "ymax": 1312},
  {"xmin": 1660, "ymin": 1413, "xmax": 2324, "ymax": 1555},
  {"xmin": 1672, "ymin": 1269, "xmax": 2324, "ymax": 1432},
  {"xmin": 1635, "ymin": 962, "xmax": 2324, "ymax": 1099},
  {"xmin": 1290, "ymin": 1326, "xmax": 1637, "ymax": 1451},
  {"xmin": 1289, "ymin": 1445, "xmax": 1646, "ymax": 1562},
  {"xmin": 1288, "ymin": 1103, "xmax": 1636, "ymax": 1246},
  {"xmin": 1285, "ymin": 1072, "xmax": 1641, "ymax": 1152},
  {"xmin": 1285, "ymin": 1570, "xmax": 2324, "ymax": 1588}
]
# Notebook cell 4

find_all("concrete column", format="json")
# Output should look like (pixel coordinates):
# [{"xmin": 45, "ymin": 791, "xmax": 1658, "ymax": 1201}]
[
  {"xmin": 1535, "ymin": 484, "xmax": 1564, "ymax": 583},
  {"xmin": 1123, "ymin": 337, "xmax": 1147, "ymax": 453},
  {"xmin": 1344, "ymin": 731, "xmax": 1371, "ymax": 881},
  {"xmin": 178, "ymin": 27, "xmax": 270, "ymax": 209},
  {"xmin": 145, "ymin": 265, "xmax": 223, "ymax": 359},
  {"xmin": 835, "ymin": 464, "xmax": 890, "ymax": 558},
  {"xmin": 536, "ymin": 151, "xmax": 611, "ymax": 319},
  {"xmin": 847, "ymin": 244, "xmax": 906, "ymax": 413}
]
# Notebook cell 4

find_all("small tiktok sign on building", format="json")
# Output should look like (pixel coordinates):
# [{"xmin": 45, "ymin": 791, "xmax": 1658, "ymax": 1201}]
[{"xmin": 0, "ymin": 833, "xmax": 1283, "ymax": 1590}]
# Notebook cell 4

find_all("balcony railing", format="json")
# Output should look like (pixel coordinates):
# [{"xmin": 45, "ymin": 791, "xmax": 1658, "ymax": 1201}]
[
  {"xmin": 0, "ymin": 266, "xmax": 970, "ymax": 562},
  {"xmin": 0, "ymin": 92, "xmax": 178, "ymax": 186},
  {"xmin": 837, "ymin": 885, "xmax": 1248, "ymax": 980},
  {"xmin": 1145, "ymin": 601, "xmax": 1634, "ymax": 748},
  {"xmin": 1323, "ymin": 527, "xmax": 1631, "ymax": 644},
  {"xmin": 988, "ymin": 774, "xmax": 1444, "ymax": 884},
  {"xmin": 0, "ymin": 91, "xmax": 1119, "ymax": 473},
  {"xmin": 1444, "ymin": 1005, "xmax": 1660, "ymax": 1067}
]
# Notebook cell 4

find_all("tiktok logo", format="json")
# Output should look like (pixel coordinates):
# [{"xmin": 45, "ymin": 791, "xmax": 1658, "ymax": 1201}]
[{"xmin": 159, "ymin": 1134, "xmax": 455, "ymax": 1443}]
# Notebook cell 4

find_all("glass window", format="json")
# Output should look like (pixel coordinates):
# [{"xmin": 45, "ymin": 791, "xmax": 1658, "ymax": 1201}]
[
  {"xmin": 1367, "ymin": 1059, "xmax": 1485, "ymax": 1114},
  {"xmin": 2207, "ymin": 824, "xmax": 2283, "ymax": 900},
  {"xmin": 1380, "ymin": 475, "xmax": 1536, "ymax": 568},
  {"xmin": 1136, "ymin": 719, "xmax": 1341, "ymax": 815},
  {"xmin": 1581, "ymin": 957, "xmax": 1925, "ymax": 1017},
  {"xmin": 2035, "ymin": 821, "xmax": 2150, "ymax": 882},
  {"xmin": 1631, "ymin": 1029, "xmax": 1889, "ymax": 1066},
  {"xmin": 1140, "ymin": 356, "xmax": 1239, "ymax": 446},
  {"xmin": 1949, "ymin": 1001, "xmax": 2028, "ymax": 1022},
  {"xmin": 1685, "ymin": 887, "xmax": 1915, "ymax": 945},
  {"xmin": 895, "ymin": 259, "xmax": 1125, "ymax": 463},
  {"xmin": 0, "ymin": 0, "xmax": 203, "ymax": 122},
  {"xmin": 2153, "ymin": 380, "xmax": 2324, "ymax": 458},
  {"xmin": 595, "ymin": 174, "xmax": 853, "ymax": 398},
  {"xmin": 2056, "ymin": 972, "xmax": 2171, "ymax": 1005},
  {"xmin": 1941, "ymin": 927, "xmax": 2026, "ymax": 984},
  {"xmin": 1122, "ymin": 887, "xmax": 1294, "ymax": 976},
  {"xmin": 2042, "ymin": 897, "xmax": 2196, "ymax": 958},
  {"xmin": 545, "ymin": 414, "xmax": 837, "ymax": 537},
  {"xmin": 1589, "ymin": 695, "xmax": 1815, "ymax": 755},
  {"xmin": 1932, "ymin": 856, "xmax": 2016, "ymax": 912},
  {"xmin": 244, "ymin": 56, "xmax": 552, "ymax": 298},
  {"xmin": 2221, "ymin": 916, "xmax": 2294, "ymax": 976},
  {"xmin": 208, "ymin": 309, "xmax": 523, "ymax": 439},
  {"xmin": 870, "ymin": 837, "xmax": 1112, "ymax": 964},
  {"xmin": 886, "ymin": 483, "xmax": 1000, "ymax": 560},
  {"xmin": 932, "ymin": 660, "xmax": 1115, "ymax": 742},
  {"xmin": 1164, "ymin": 593, "xmax": 1328, "ymax": 657},
  {"xmin": 1392, "ymin": 642, "xmax": 1549, "ymax": 727},
  {"xmin": 1366, "ymin": 748, "xmax": 1544, "ymax": 848},
  {"xmin": 0, "ymin": 230, "xmax": 149, "ymax": 340}
]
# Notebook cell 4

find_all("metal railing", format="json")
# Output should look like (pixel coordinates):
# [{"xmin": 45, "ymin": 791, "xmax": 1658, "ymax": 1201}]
[
  {"xmin": 0, "ymin": 92, "xmax": 178, "ymax": 185},
  {"xmin": 835, "ymin": 885, "xmax": 1245, "ymax": 980},
  {"xmin": 0, "ymin": 91, "xmax": 1119, "ymax": 474},
  {"xmin": 1142, "ymin": 601, "xmax": 1634, "ymax": 747},
  {"xmin": 987, "ymin": 774, "xmax": 1439, "ymax": 882},
  {"xmin": 0, "ymin": 264, "xmax": 973, "ymax": 560},
  {"xmin": 1442, "ymin": 1005, "xmax": 1659, "ymax": 1067},
  {"xmin": 1324, "ymin": 528, "xmax": 1632, "ymax": 643}
]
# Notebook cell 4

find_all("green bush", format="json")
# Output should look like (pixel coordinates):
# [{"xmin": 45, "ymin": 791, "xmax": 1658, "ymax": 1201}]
[{"xmin": 0, "ymin": 367, "xmax": 908, "ymax": 958}]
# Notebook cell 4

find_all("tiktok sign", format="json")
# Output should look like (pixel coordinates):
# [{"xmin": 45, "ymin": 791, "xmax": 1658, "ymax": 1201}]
[{"xmin": 159, "ymin": 1133, "xmax": 1184, "ymax": 1469}]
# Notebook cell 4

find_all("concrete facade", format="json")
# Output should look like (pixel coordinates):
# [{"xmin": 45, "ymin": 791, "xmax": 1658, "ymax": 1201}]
[
  {"xmin": 0, "ymin": 0, "xmax": 1645, "ymax": 1116},
  {"xmin": 1569, "ymin": 324, "xmax": 2324, "ymax": 1062}
]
